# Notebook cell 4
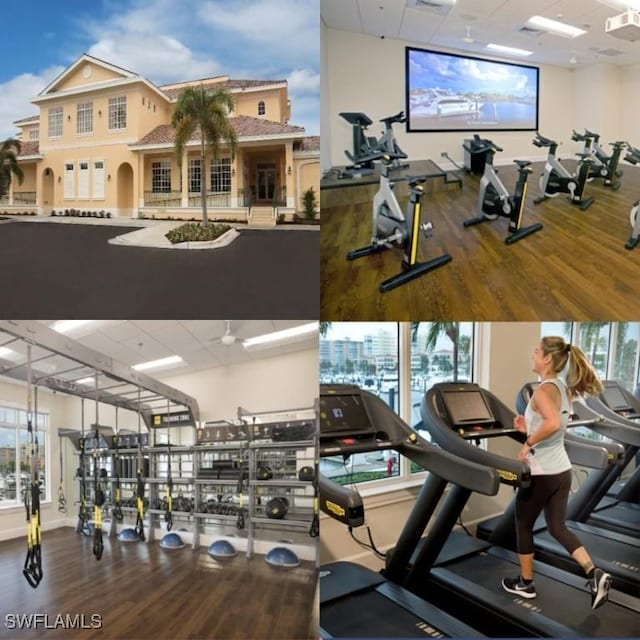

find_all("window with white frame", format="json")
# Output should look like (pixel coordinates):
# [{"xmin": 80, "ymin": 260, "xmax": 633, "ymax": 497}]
[
  {"xmin": 210, "ymin": 158, "xmax": 231, "ymax": 193},
  {"xmin": 108, "ymin": 96, "xmax": 127, "ymax": 130},
  {"xmin": 0, "ymin": 406, "xmax": 48, "ymax": 508},
  {"xmin": 78, "ymin": 162, "xmax": 89, "ymax": 199},
  {"xmin": 64, "ymin": 163, "xmax": 74, "ymax": 199},
  {"xmin": 188, "ymin": 159, "xmax": 201, "ymax": 193},
  {"xmin": 93, "ymin": 161, "xmax": 105, "ymax": 199},
  {"xmin": 29, "ymin": 128, "xmax": 39, "ymax": 141},
  {"xmin": 76, "ymin": 102, "xmax": 93, "ymax": 134},
  {"xmin": 258, "ymin": 100, "xmax": 266, "ymax": 116},
  {"xmin": 48, "ymin": 107, "xmax": 63, "ymax": 138},
  {"xmin": 152, "ymin": 161, "xmax": 172, "ymax": 192}
]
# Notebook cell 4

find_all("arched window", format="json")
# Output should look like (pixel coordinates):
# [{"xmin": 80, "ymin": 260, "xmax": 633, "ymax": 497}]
[{"xmin": 258, "ymin": 101, "xmax": 266, "ymax": 116}]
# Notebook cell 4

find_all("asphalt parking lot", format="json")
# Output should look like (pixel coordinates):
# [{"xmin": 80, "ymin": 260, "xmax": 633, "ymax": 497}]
[{"xmin": 0, "ymin": 222, "xmax": 319, "ymax": 318}]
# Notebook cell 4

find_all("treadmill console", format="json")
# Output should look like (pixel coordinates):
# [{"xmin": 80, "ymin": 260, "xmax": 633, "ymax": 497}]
[
  {"xmin": 600, "ymin": 382, "xmax": 639, "ymax": 418},
  {"xmin": 439, "ymin": 387, "xmax": 515, "ymax": 439}
]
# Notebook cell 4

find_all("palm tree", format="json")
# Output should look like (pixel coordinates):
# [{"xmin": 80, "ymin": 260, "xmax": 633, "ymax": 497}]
[
  {"xmin": 579, "ymin": 322, "xmax": 608, "ymax": 371},
  {"xmin": 319, "ymin": 322, "xmax": 332, "ymax": 338},
  {"xmin": 412, "ymin": 322, "xmax": 462, "ymax": 381},
  {"xmin": 172, "ymin": 86, "xmax": 237, "ymax": 227},
  {"xmin": 0, "ymin": 138, "xmax": 24, "ymax": 199}
]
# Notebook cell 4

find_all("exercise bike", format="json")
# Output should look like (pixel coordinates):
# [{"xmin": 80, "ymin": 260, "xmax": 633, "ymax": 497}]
[
  {"xmin": 463, "ymin": 135, "xmax": 543, "ymax": 245},
  {"xmin": 339, "ymin": 112, "xmax": 377, "ymax": 178},
  {"xmin": 348, "ymin": 151, "xmax": 452, "ymax": 293},
  {"xmin": 622, "ymin": 142, "xmax": 640, "ymax": 250},
  {"xmin": 377, "ymin": 111, "xmax": 409, "ymax": 170},
  {"xmin": 533, "ymin": 133, "xmax": 595, "ymax": 210},
  {"xmin": 571, "ymin": 129, "xmax": 625, "ymax": 190}
]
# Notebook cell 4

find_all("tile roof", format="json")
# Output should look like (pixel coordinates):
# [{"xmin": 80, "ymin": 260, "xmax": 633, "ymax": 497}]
[
  {"xmin": 134, "ymin": 116, "xmax": 305, "ymax": 146},
  {"xmin": 294, "ymin": 136, "xmax": 320, "ymax": 152},
  {"xmin": 13, "ymin": 114, "xmax": 40, "ymax": 125},
  {"xmin": 17, "ymin": 141, "xmax": 40, "ymax": 157},
  {"xmin": 160, "ymin": 79, "xmax": 286, "ymax": 100}
]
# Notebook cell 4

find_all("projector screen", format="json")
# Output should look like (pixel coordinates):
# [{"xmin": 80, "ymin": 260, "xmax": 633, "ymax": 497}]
[{"xmin": 405, "ymin": 47, "xmax": 539, "ymax": 132}]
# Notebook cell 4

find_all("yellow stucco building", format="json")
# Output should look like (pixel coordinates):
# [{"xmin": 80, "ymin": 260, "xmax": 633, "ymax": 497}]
[{"xmin": 6, "ymin": 54, "xmax": 320, "ymax": 224}]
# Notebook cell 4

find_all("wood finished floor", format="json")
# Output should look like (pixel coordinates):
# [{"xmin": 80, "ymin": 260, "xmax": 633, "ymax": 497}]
[
  {"xmin": 0, "ymin": 528, "xmax": 317, "ymax": 640},
  {"xmin": 321, "ymin": 160, "xmax": 640, "ymax": 320}
]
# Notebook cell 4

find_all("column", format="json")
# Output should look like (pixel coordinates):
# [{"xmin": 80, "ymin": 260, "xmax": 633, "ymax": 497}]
[
  {"xmin": 180, "ymin": 153, "xmax": 188, "ymax": 208},
  {"xmin": 285, "ymin": 142, "xmax": 295, "ymax": 209}
]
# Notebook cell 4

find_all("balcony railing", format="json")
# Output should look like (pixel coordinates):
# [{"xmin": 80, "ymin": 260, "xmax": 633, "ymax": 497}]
[
  {"xmin": 143, "ymin": 190, "xmax": 182, "ymax": 207},
  {"xmin": 12, "ymin": 192, "xmax": 37, "ymax": 205},
  {"xmin": 187, "ymin": 192, "xmax": 231, "ymax": 208},
  {"xmin": 238, "ymin": 188, "xmax": 254, "ymax": 208},
  {"xmin": 272, "ymin": 186, "xmax": 287, "ymax": 207}
]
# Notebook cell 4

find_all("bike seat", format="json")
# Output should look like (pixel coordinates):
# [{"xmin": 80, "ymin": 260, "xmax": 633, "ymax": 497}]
[
  {"xmin": 407, "ymin": 175, "xmax": 427, "ymax": 187},
  {"xmin": 575, "ymin": 152, "xmax": 592, "ymax": 159},
  {"xmin": 514, "ymin": 160, "xmax": 531, "ymax": 169}
]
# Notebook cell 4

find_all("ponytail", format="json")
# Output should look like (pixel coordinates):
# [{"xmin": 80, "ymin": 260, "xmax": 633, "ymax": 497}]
[{"xmin": 541, "ymin": 336, "xmax": 603, "ymax": 398}]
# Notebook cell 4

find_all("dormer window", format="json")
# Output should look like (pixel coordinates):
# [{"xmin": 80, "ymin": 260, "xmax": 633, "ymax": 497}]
[{"xmin": 258, "ymin": 100, "xmax": 265, "ymax": 116}]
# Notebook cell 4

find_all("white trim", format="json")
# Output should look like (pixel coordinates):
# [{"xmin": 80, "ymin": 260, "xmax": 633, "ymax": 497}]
[
  {"xmin": 40, "ymin": 138, "xmax": 139, "ymax": 151},
  {"xmin": 14, "ymin": 117, "xmax": 40, "ymax": 126},
  {"xmin": 293, "ymin": 150, "xmax": 320, "ymax": 159},
  {"xmin": 17, "ymin": 155, "xmax": 43, "ymax": 161},
  {"xmin": 33, "ymin": 76, "xmax": 170, "ymax": 105},
  {"xmin": 129, "ymin": 132, "xmax": 303, "ymax": 152}
]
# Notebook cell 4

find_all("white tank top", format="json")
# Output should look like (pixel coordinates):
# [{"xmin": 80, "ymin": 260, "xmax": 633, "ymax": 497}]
[{"xmin": 524, "ymin": 378, "xmax": 572, "ymax": 476}]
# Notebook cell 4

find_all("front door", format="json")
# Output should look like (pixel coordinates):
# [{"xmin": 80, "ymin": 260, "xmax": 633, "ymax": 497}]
[{"xmin": 256, "ymin": 164, "xmax": 277, "ymax": 201}]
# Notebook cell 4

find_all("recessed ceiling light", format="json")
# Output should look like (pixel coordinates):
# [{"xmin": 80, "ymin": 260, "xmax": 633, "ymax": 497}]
[
  {"xmin": 0, "ymin": 346, "xmax": 21, "ymax": 361},
  {"xmin": 527, "ymin": 15, "xmax": 587, "ymax": 38},
  {"xmin": 242, "ymin": 323, "xmax": 318, "ymax": 350},
  {"xmin": 132, "ymin": 355, "xmax": 184, "ymax": 372},
  {"xmin": 50, "ymin": 320, "xmax": 94, "ymax": 334},
  {"xmin": 75, "ymin": 376, "xmax": 96, "ymax": 386},
  {"xmin": 487, "ymin": 43, "xmax": 533, "ymax": 57}
]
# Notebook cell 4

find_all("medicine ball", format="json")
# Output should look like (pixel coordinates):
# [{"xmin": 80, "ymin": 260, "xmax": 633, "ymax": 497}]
[
  {"xmin": 298, "ymin": 466, "xmax": 314, "ymax": 482},
  {"xmin": 256, "ymin": 464, "xmax": 273, "ymax": 481},
  {"xmin": 265, "ymin": 497, "xmax": 288, "ymax": 519}
]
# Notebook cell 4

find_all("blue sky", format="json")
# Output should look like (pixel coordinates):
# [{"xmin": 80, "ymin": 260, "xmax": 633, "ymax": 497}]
[{"xmin": 0, "ymin": 0, "xmax": 319, "ymax": 138}]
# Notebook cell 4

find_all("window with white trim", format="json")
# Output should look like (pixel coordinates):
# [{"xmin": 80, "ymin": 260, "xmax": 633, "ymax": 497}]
[
  {"xmin": 93, "ymin": 161, "xmax": 105, "ymax": 199},
  {"xmin": 0, "ymin": 406, "xmax": 48, "ymax": 509},
  {"xmin": 108, "ymin": 96, "xmax": 127, "ymax": 130},
  {"xmin": 77, "ymin": 102, "xmax": 93, "ymax": 134},
  {"xmin": 152, "ymin": 161, "xmax": 172, "ymax": 192},
  {"xmin": 29, "ymin": 128, "xmax": 39, "ymax": 141},
  {"xmin": 210, "ymin": 158, "xmax": 231, "ymax": 193},
  {"xmin": 78, "ymin": 162, "xmax": 89, "ymax": 199},
  {"xmin": 188, "ymin": 159, "xmax": 201, "ymax": 193},
  {"xmin": 48, "ymin": 107, "xmax": 63, "ymax": 138},
  {"xmin": 64, "ymin": 163, "xmax": 74, "ymax": 199},
  {"xmin": 258, "ymin": 100, "xmax": 266, "ymax": 116}
]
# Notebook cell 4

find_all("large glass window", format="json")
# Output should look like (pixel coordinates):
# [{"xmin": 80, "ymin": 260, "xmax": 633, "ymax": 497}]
[
  {"xmin": 210, "ymin": 158, "xmax": 231, "ymax": 193},
  {"xmin": 188, "ymin": 158, "xmax": 201, "ymax": 193},
  {"xmin": 320, "ymin": 323, "xmax": 399, "ymax": 485},
  {"xmin": 48, "ymin": 107, "xmax": 63, "ymax": 138},
  {"xmin": 612, "ymin": 323, "xmax": 640, "ymax": 392},
  {"xmin": 152, "ymin": 161, "xmax": 172, "ymax": 192},
  {"xmin": 76, "ymin": 102, "xmax": 93, "ymax": 135},
  {"xmin": 108, "ymin": 96, "xmax": 127, "ymax": 130},
  {"xmin": 0, "ymin": 407, "xmax": 48, "ymax": 508},
  {"xmin": 578, "ymin": 323, "xmax": 611, "ymax": 380},
  {"xmin": 29, "ymin": 128, "xmax": 39, "ymax": 141}
]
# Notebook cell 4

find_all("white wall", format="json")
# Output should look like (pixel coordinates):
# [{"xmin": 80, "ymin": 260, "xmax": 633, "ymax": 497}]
[{"xmin": 323, "ymin": 28, "xmax": 628, "ymax": 171}]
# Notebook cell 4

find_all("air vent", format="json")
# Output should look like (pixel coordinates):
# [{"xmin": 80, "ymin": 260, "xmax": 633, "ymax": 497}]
[
  {"xmin": 406, "ymin": 0, "xmax": 456, "ymax": 16},
  {"xmin": 598, "ymin": 48, "xmax": 624, "ymax": 55}
]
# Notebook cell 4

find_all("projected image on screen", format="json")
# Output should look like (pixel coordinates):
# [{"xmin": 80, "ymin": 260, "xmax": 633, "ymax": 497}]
[
  {"xmin": 442, "ymin": 391, "xmax": 494, "ymax": 426},
  {"xmin": 406, "ymin": 47, "xmax": 539, "ymax": 132},
  {"xmin": 319, "ymin": 394, "xmax": 373, "ymax": 437},
  {"xmin": 602, "ymin": 386, "xmax": 631, "ymax": 411}
]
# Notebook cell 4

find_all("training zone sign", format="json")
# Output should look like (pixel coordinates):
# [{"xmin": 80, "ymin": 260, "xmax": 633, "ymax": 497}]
[{"xmin": 151, "ymin": 411, "xmax": 193, "ymax": 428}]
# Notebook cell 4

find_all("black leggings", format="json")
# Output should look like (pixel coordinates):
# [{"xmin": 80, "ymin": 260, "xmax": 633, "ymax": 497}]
[{"xmin": 515, "ymin": 469, "xmax": 582, "ymax": 555}]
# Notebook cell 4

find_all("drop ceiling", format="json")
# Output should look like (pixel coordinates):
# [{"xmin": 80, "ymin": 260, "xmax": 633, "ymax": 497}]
[
  {"xmin": 0, "ymin": 320, "xmax": 318, "ymax": 384},
  {"xmin": 321, "ymin": 0, "xmax": 640, "ymax": 68}
]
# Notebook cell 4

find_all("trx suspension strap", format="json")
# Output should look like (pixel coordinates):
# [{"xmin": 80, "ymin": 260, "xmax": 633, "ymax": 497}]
[
  {"xmin": 23, "ymin": 345, "xmax": 43, "ymax": 588},
  {"xmin": 134, "ymin": 386, "xmax": 145, "ymax": 541},
  {"xmin": 77, "ymin": 399, "xmax": 90, "ymax": 535},
  {"xmin": 164, "ymin": 399, "xmax": 173, "ymax": 532},
  {"xmin": 309, "ymin": 453, "xmax": 319, "ymax": 538},
  {"xmin": 57, "ymin": 432, "xmax": 67, "ymax": 514},
  {"xmin": 92, "ymin": 371, "xmax": 104, "ymax": 560},
  {"xmin": 112, "ymin": 407, "xmax": 123, "ymax": 522}
]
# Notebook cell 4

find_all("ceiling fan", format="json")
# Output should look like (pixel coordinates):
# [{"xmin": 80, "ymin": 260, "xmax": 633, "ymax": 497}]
[{"xmin": 210, "ymin": 320, "xmax": 239, "ymax": 346}]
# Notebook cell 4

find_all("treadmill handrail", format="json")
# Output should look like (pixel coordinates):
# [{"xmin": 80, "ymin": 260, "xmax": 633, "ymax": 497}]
[
  {"xmin": 318, "ymin": 472, "xmax": 364, "ymax": 527},
  {"xmin": 421, "ymin": 383, "xmax": 530, "ymax": 487},
  {"xmin": 578, "ymin": 397, "xmax": 640, "ymax": 446}
]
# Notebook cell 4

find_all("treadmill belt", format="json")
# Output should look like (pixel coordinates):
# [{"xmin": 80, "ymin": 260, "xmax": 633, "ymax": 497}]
[
  {"xmin": 591, "ymin": 503, "xmax": 640, "ymax": 533},
  {"xmin": 322, "ymin": 590, "xmax": 454, "ymax": 638},
  {"xmin": 435, "ymin": 552, "xmax": 637, "ymax": 637}
]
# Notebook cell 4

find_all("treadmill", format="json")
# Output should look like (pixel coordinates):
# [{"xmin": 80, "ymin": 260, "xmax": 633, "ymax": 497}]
[
  {"xmin": 478, "ymin": 382, "xmax": 640, "ymax": 598},
  {"xmin": 318, "ymin": 384, "xmax": 500, "ymax": 638},
  {"xmin": 568, "ymin": 382, "xmax": 640, "ymax": 536},
  {"xmin": 414, "ymin": 382, "xmax": 640, "ymax": 638}
]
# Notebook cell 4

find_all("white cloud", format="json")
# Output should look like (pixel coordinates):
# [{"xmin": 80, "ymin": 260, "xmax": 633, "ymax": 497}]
[
  {"xmin": 287, "ymin": 68, "xmax": 320, "ymax": 94},
  {"xmin": 0, "ymin": 67, "xmax": 64, "ymax": 139},
  {"xmin": 88, "ymin": 34, "xmax": 220, "ymax": 84}
]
